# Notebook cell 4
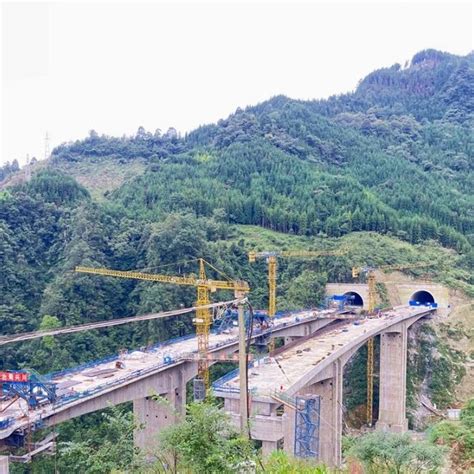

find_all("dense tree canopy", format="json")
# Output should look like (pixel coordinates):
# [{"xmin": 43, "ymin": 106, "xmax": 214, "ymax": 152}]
[{"xmin": 50, "ymin": 50, "xmax": 473, "ymax": 253}]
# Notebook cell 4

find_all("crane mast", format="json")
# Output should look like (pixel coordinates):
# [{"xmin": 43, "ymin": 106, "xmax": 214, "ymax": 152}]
[
  {"xmin": 268, "ymin": 256, "xmax": 277, "ymax": 317},
  {"xmin": 195, "ymin": 260, "xmax": 211, "ymax": 389},
  {"xmin": 249, "ymin": 249, "xmax": 345, "ymax": 317},
  {"xmin": 75, "ymin": 259, "xmax": 249, "ymax": 398},
  {"xmin": 249, "ymin": 249, "xmax": 345, "ymax": 352}
]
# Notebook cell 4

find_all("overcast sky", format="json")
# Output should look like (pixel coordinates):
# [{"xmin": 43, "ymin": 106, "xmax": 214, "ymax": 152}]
[{"xmin": 1, "ymin": 1, "xmax": 472, "ymax": 165}]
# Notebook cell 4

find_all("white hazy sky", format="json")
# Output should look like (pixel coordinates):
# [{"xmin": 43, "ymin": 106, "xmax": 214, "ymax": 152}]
[{"xmin": 1, "ymin": 1, "xmax": 473, "ymax": 165}]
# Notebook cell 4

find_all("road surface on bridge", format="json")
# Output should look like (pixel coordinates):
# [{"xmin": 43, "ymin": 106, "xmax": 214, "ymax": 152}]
[
  {"xmin": 214, "ymin": 305, "xmax": 433, "ymax": 400},
  {"xmin": 0, "ymin": 307, "xmax": 338, "ymax": 440}
]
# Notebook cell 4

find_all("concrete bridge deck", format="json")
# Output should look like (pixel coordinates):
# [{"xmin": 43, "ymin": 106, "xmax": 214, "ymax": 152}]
[
  {"xmin": 0, "ymin": 307, "xmax": 339, "ymax": 442},
  {"xmin": 215, "ymin": 306, "xmax": 428, "ymax": 400},
  {"xmin": 214, "ymin": 305, "xmax": 436, "ymax": 466},
  {"xmin": 1, "ymin": 304, "xmax": 436, "ymax": 470}
]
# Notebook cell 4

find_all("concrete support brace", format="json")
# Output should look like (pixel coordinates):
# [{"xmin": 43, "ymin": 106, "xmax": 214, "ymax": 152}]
[
  {"xmin": 133, "ymin": 383, "xmax": 186, "ymax": 454},
  {"xmin": 0, "ymin": 456, "xmax": 9, "ymax": 474},
  {"xmin": 376, "ymin": 328, "xmax": 408, "ymax": 433}
]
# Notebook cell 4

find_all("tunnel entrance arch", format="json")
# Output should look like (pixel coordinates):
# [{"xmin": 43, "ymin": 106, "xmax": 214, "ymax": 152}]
[
  {"xmin": 409, "ymin": 290, "xmax": 435, "ymax": 306},
  {"xmin": 343, "ymin": 292, "xmax": 364, "ymax": 307}
]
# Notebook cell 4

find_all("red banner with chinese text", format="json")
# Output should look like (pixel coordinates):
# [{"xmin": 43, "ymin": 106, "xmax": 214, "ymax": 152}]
[{"xmin": 0, "ymin": 371, "xmax": 29, "ymax": 382}]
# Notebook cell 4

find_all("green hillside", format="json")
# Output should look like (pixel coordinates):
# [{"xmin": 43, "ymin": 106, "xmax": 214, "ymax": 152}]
[{"xmin": 45, "ymin": 50, "xmax": 473, "ymax": 254}]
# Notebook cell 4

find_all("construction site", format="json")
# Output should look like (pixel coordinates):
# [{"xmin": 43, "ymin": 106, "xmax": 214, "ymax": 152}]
[{"xmin": 0, "ymin": 253, "xmax": 446, "ymax": 472}]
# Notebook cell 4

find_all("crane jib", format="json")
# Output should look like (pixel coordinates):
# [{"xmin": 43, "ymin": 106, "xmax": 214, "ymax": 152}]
[{"xmin": 74, "ymin": 267, "xmax": 249, "ymax": 293}]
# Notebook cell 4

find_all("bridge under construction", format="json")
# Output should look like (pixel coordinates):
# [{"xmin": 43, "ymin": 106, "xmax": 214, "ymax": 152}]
[
  {"xmin": 0, "ymin": 257, "xmax": 444, "ymax": 472},
  {"xmin": 214, "ymin": 305, "xmax": 435, "ymax": 465}
]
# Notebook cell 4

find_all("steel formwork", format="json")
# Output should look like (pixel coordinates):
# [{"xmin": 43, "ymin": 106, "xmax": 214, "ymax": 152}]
[{"xmin": 294, "ymin": 395, "xmax": 321, "ymax": 459}]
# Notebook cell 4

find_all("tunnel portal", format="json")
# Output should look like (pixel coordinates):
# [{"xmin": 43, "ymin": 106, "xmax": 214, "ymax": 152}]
[
  {"xmin": 409, "ymin": 290, "xmax": 435, "ymax": 306},
  {"xmin": 343, "ymin": 291, "xmax": 364, "ymax": 306}
]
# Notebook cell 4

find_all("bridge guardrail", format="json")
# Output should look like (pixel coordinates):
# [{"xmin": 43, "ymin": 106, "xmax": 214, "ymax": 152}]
[
  {"xmin": 46, "ymin": 355, "xmax": 120, "ymax": 380},
  {"xmin": 49, "ymin": 310, "xmax": 323, "ymax": 407},
  {"xmin": 212, "ymin": 358, "xmax": 266, "ymax": 394}
]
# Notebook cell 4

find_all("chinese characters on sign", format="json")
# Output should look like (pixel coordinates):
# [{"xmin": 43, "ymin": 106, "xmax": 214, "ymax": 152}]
[{"xmin": 0, "ymin": 371, "xmax": 29, "ymax": 382}]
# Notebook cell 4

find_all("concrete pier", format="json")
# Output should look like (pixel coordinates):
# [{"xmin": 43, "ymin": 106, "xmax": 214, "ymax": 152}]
[
  {"xmin": 282, "ymin": 361, "xmax": 343, "ymax": 466},
  {"xmin": 261, "ymin": 440, "xmax": 278, "ymax": 457},
  {"xmin": 0, "ymin": 456, "xmax": 9, "ymax": 474},
  {"xmin": 226, "ymin": 399, "xmax": 283, "ymax": 452},
  {"xmin": 303, "ymin": 361, "xmax": 342, "ymax": 467},
  {"xmin": 376, "ymin": 327, "xmax": 409, "ymax": 433},
  {"xmin": 133, "ymin": 384, "xmax": 186, "ymax": 453},
  {"xmin": 283, "ymin": 405, "xmax": 296, "ymax": 455}
]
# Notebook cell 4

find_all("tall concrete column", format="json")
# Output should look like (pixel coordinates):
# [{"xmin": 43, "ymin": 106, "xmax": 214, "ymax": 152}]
[
  {"xmin": 376, "ymin": 328, "xmax": 408, "ymax": 432},
  {"xmin": 0, "ymin": 456, "xmax": 9, "ymax": 474},
  {"xmin": 305, "ymin": 361, "xmax": 342, "ymax": 467},
  {"xmin": 282, "ymin": 404, "xmax": 296, "ymax": 455},
  {"xmin": 133, "ymin": 384, "xmax": 186, "ymax": 454},
  {"xmin": 283, "ymin": 361, "xmax": 343, "ymax": 467}
]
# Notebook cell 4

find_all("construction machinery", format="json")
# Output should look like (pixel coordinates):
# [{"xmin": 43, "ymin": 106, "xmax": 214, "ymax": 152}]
[
  {"xmin": 76, "ymin": 259, "xmax": 249, "ymax": 397},
  {"xmin": 248, "ymin": 249, "xmax": 345, "ymax": 352},
  {"xmin": 327, "ymin": 294, "xmax": 360, "ymax": 313},
  {"xmin": 352, "ymin": 262, "xmax": 432, "ymax": 426},
  {"xmin": 1, "ymin": 370, "xmax": 57, "ymax": 409},
  {"xmin": 248, "ymin": 249, "xmax": 346, "ymax": 317}
]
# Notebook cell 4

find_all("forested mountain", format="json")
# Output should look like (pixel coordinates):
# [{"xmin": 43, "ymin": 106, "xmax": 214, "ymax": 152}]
[
  {"xmin": 50, "ymin": 49, "xmax": 473, "ymax": 252},
  {"xmin": 1, "ymin": 49, "xmax": 472, "ymax": 411}
]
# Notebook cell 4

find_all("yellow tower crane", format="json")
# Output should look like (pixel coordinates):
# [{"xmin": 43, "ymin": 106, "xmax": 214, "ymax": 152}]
[
  {"xmin": 248, "ymin": 249, "xmax": 345, "ymax": 317},
  {"xmin": 75, "ymin": 259, "xmax": 249, "ymax": 395},
  {"xmin": 352, "ymin": 262, "xmax": 432, "ymax": 426}
]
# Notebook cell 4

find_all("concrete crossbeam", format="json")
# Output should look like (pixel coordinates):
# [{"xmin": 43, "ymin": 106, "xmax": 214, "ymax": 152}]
[{"xmin": 228, "ymin": 413, "xmax": 283, "ymax": 442}]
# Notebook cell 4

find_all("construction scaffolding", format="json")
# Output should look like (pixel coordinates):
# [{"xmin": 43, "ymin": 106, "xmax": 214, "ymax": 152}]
[{"xmin": 294, "ymin": 395, "xmax": 321, "ymax": 459}]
